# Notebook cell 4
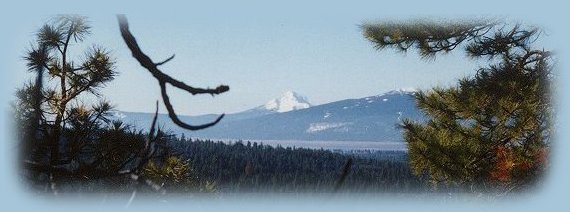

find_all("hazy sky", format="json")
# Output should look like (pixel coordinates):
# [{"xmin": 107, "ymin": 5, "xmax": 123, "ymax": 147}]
[{"xmin": 4, "ymin": 2, "xmax": 559, "ymax": 116}]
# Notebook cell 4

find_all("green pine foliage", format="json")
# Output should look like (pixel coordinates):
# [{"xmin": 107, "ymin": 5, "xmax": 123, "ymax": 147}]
[
  {"xmin": 143, "ymin": 156, "xmax": 204, "ymax": 192},
  {"xmin": 363, "ymin": 20, "xmax": 553, "ymax": 191}
]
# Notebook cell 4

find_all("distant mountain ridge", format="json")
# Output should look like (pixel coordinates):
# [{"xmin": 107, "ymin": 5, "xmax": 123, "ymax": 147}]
[{"xmin": 111, "ymin": 89, "xmax": 424, "ymax": 142}]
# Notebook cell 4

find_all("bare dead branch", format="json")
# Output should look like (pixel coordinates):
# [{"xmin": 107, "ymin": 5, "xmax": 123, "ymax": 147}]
[
  {"xmin": 114, "ymin": 101, "xmax": 161, "ymax": 177},
  {"xmin": 147, "ymin": 101, "xmax": 159, "ymax": 145},
  {"xmin": 117, "ymin": 16, "xmax": 229, "ymax": 95},
  {"xmin": 128, "ymin": 174, "xmax": 165, "ymax": 194},
  {"xmin": 117, "ymin": 15, "xmax": 229, "ymax": 131},
  {"xmin": 160, "ymin": 82, "xmax": 225, "ymax": 130},
  {"xmin": 334, "ymin": 158, "xmax": 353, "ymax": 192},
  {"xmin": 155, "ymin": 54, "xmax": 175, "ymax": 66}
]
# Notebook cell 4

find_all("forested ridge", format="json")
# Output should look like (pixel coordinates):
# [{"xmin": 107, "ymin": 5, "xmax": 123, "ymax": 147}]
[{"xmin": 164, "ymin": 137, "xmax": 427, "ymax": 192}]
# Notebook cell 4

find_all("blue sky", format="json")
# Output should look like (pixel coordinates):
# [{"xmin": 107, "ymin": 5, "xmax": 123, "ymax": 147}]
[
  {"xmin": 1, "ymin": 0, "xmax": 569, "ymax": 211},
  {"xmin": 4, "ymin": 2, "xmax": 543, "ymax": 116}
]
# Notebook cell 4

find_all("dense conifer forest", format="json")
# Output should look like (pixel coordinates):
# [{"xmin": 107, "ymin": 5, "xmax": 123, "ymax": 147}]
[{"xmin": 163, "ymin": 137, "xmax": 428, "ymax": 192}]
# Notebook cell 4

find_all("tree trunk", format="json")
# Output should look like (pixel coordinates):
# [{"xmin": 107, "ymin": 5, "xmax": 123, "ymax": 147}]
[{"xmin": 50, "ymin": 112, "xmax": 63, "ymax": 165}]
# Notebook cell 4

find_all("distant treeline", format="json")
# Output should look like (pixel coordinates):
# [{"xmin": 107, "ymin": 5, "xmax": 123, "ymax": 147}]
[{"xmin": 166, "ymin": 137, "xmax": 429, "ymax": 192}]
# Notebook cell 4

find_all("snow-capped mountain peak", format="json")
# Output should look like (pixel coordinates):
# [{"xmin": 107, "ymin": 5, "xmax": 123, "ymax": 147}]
[
  {"xmin": 264, "ymin": 91, "xmax": 311, "ymax": 113},
  {"xmin": 383, "ymin": 87, "xmax": 418, "ymax": 96},
  {"xmin": 110, "ymin": 110, "xmax": 127, "ymax": 119}
]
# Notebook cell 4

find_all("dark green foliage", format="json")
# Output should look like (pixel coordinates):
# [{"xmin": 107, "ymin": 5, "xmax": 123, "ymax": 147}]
[
  {"xmin": 363, "ymin": 20, "xmax": 553, "ymax": 191},
  {"xmin": 16, "ymin": 15, "xmax": 137, "ymax": 193},
  {"xmin": 19, "ymin": 121, "xmax": 143, "ymax": 192},
  {"xmin": 362, "ymin": 19, "xmax": 494, "ymax": 58},
  {"xmin": 167, "ymin": 138, "xmax": 427, "ymax": 192},
  {"xmin": 19, "ymin": 117, "xmax": 428, "ymax": 193}
]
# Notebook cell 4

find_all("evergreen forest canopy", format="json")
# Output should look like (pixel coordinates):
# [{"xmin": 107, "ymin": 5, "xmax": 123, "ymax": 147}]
[{"xmin": 13, "ymin": 16, "xmax": 553, "ymax": 197}]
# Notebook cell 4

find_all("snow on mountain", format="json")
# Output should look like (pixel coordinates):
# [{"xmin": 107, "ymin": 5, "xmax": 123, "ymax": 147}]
[
  {"xmin": 111, "ymin": 111, "xmax": 127, "ymax": 119},
  {"xmin": 306, "ymin": 122, "xmax": 352, "ymax": 133},
  {"xmin": 186, "ymin": 88, "xmax": 423, "ymax": 141},
  {"xmin": 383, "ymin": 88, "xmax": 418, "ymax": 96},
  {"xmin": 263, "ymin": 91, "xmax": 311, "ymax": 113},
  {"xmin": 112, "ymin": 88, "xmax": 424, "ymax": 142}
]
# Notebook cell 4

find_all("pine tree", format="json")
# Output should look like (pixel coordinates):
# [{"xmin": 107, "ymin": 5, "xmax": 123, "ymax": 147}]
[
  {"xmin": 21, "ymin": 15, "xmax": 116, "ymax": 166},
  {"xmin": 16, "ymin": 16, "xmax": 119, "ymax": 194},
  {"xmin": 362, "ymin": 20, "xmax": 553, "ymax": 191}
]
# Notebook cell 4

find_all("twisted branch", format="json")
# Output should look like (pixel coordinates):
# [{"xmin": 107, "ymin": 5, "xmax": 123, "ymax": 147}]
[{"xmin": 117, "ymin": 15, "xmax": 229, "ymax": 131}]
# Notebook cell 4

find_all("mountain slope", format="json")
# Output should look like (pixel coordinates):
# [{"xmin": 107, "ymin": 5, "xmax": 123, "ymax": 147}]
[{"xmin": 112, "ymin": 89, "xmax": 424, "ymax": 142}]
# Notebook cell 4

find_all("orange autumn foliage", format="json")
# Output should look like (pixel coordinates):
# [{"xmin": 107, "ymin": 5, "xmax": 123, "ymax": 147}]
[
  {"xmin": 490, "ymin": 146, "xmax": 549, "ymax": 183},
  {"xmin": 490, "ymin": 146, "xmax": 515, "ymax": 182}
]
